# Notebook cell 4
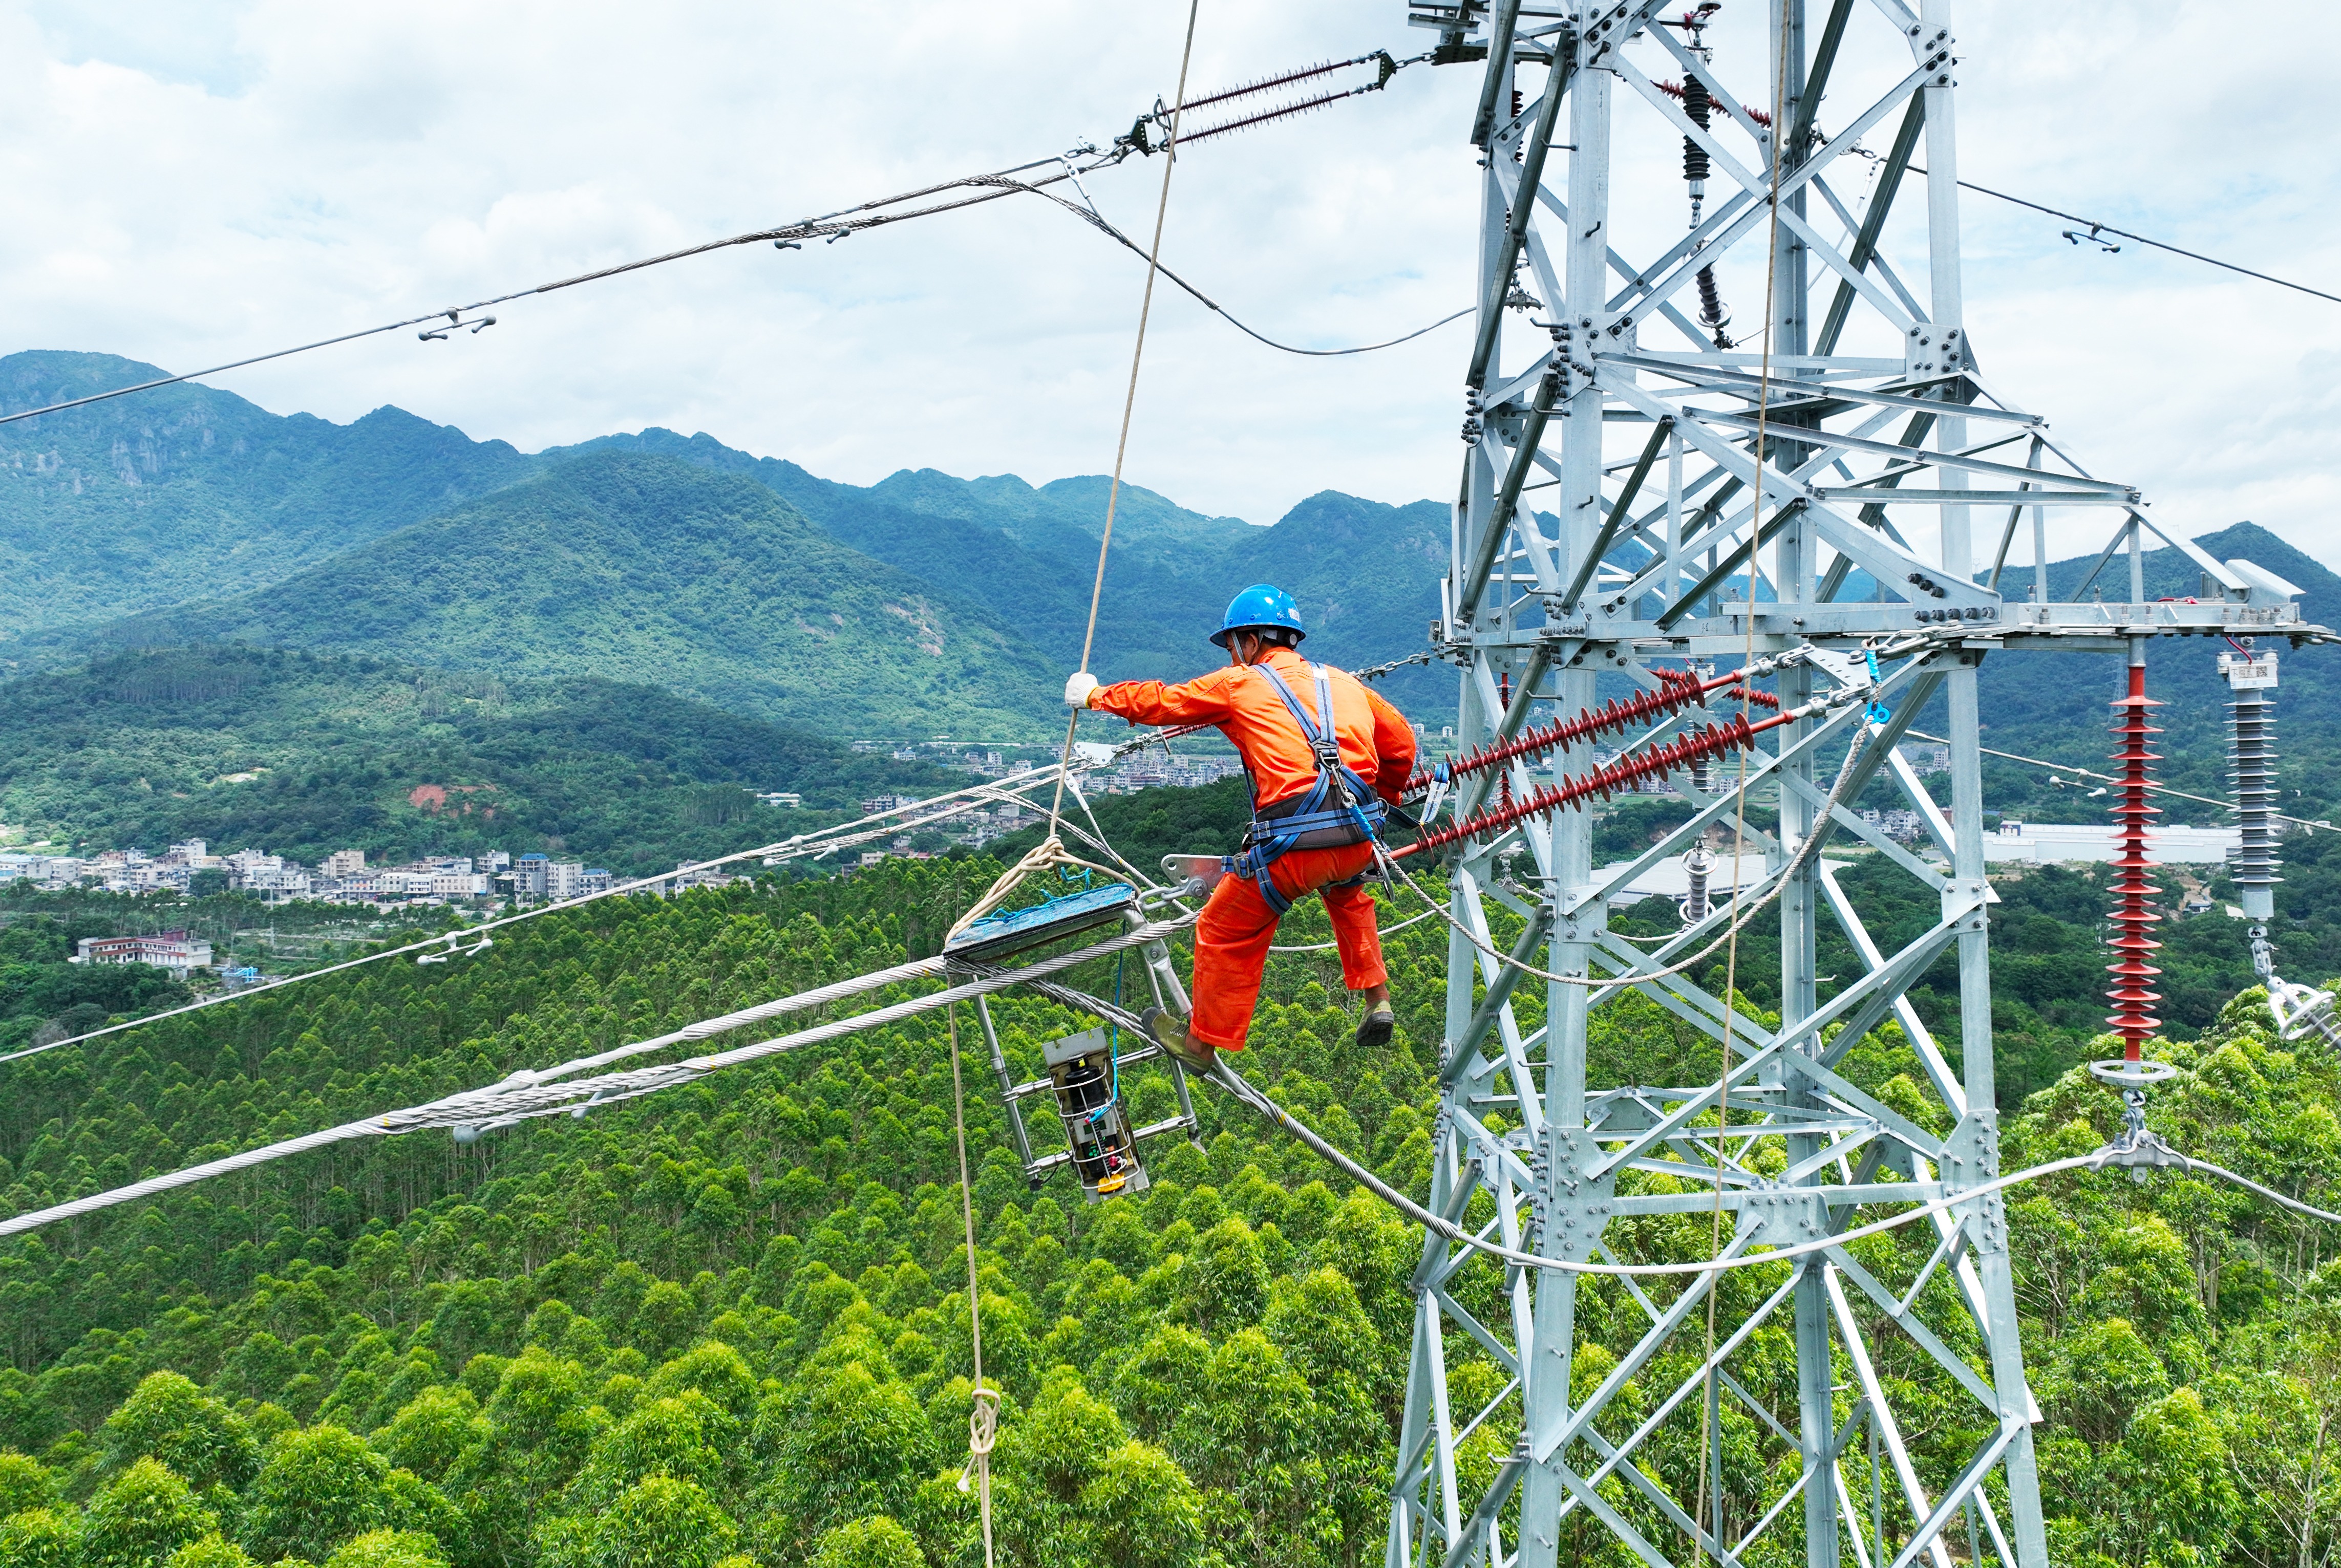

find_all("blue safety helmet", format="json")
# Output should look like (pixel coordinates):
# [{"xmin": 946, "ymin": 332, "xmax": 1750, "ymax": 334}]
[{"xmin": 1210, "ymin": 583, "xmax": 1307, "ymax": 649}]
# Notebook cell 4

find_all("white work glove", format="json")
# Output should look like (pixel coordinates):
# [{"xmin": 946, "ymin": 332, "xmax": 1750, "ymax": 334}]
[{"xmin": 1064, "ymin": 672, "xmax": 1101, "ymax": 709}]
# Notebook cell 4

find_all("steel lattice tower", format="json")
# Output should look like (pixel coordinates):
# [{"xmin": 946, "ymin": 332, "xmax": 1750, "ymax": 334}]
[{"xmin": 1387, "ymin": 3, "xmax": 2322, "ymax": 1566}]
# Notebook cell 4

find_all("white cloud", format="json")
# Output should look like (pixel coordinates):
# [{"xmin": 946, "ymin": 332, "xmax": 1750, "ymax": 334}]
[{"xmin": 1, "ymin": 0, "xmax": 2335, "ymax": 570}]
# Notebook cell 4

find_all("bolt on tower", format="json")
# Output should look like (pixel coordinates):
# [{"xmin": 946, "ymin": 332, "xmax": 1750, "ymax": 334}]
[{"xmin": 1387, "ymin": 3, "xmax": 2323, "ymax": 1566}]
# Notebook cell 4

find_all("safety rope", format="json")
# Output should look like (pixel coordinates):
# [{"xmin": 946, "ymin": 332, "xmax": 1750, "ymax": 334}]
[
  {"xmin": 946, "ymin": 1001, "xmax": 998, "ymax": 1568},
  {"xmin": 1048, "ymin": 0, "xmax": 1203, "ymax": 842},
  {"xmin": 1267, "ymin": 903, "xmax": 1440, "ymax": 953}
]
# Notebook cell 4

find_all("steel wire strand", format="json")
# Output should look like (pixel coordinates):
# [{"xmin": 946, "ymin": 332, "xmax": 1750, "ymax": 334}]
[
  {"xmin": 0, "ymin": 754, "xmax": 1139, "ymax": 1070},
  {"xmin": 13, "ymin": 904, "xmax": 2339, "ymax": 1261},
  {"xmin": 1371, "ymin": 720, "xmax": 1869, "ymax": 989},
  {"xmin": 989, "ymin": 174, "xmax": 1473, "ymax": 356},
  {"xmin": 0, "ymin": 912, "xmax": 1197, "ymax": 1241}
]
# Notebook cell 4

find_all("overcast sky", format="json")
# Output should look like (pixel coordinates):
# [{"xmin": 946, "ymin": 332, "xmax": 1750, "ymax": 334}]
[{"xmin": 4, "ymin": 0, "xmax": 2335, "ymax": 570}]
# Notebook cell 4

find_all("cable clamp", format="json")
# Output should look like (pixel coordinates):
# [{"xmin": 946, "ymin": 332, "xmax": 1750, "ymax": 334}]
[
  {"xmin": 418, "ymin": 311, "xmax": 496, "ymax": 341},
  {"xmin": 2087, "ymin": 1126, "xmax": 2187, "ymax": 1172}
]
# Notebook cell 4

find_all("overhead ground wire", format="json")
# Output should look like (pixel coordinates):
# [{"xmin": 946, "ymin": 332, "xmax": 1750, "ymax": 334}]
[
  {"xmin": 1912, "ymin": 166, "xmax": 2341, "ymax": 308},
  {"xmin": 1901, "ymin": 726, "xmax": 2336, "ymax": 831},
  {"xmin": 0, "ymin": 56, "xmax": 1456, "ymax": 434}
]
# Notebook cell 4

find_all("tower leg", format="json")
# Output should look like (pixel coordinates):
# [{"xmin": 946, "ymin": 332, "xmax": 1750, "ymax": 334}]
[{"xmin": 1947, "ymin": 657, "xmax": 2051, "ymax": 1568}]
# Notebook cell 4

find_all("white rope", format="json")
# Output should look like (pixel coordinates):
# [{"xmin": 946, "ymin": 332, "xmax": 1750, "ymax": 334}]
[
  {"xmin": 1267, "ymin": 904, "xmax": 1440, "ymax": 952},
  {"xmin": 945, "ymin": 836, "xmax": 1126, "ymax": 942},
  {"xmin": 946, "ymin": 1000, "xmax": 1001, "ymax": 1568}
]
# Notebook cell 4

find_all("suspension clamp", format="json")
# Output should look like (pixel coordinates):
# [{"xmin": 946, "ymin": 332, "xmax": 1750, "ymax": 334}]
[{"xmin": 2087, "ymin": 1125, "xmax": 2188, "ymax": 1173}]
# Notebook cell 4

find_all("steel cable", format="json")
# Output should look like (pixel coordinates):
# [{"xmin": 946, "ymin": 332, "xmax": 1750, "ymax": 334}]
[{"xmin": 0, "ymin": 751, "xmax": 1151, "ymax": 1070}]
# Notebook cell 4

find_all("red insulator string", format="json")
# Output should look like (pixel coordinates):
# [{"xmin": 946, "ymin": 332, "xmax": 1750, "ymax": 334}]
[
  {"xmin": 1655, "ymin": 77, "xmax": 1773, "ymax": 127},
  {"xmin": 2104, "ymin": 663, "xmax": 2164, "ymax": 1059},
  {"xmin": 1405, "ymin": 667, "xmax": 1773, "ymax": 794},
  {"xmin": 1394, "ymin": 707, "xmax": 1794, "ymax": 861}
]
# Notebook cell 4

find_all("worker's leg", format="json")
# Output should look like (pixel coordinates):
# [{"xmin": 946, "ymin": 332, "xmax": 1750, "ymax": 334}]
[
  {"xmin": 1189, "ymin": 871, "xmax": 1280, "ymax": 1050},
  {"xmin": 1320, "ymin": 875, "xmax": 1389, "ymax": 995},
  {"xmin": 1320, "ymin": 847, "xmax": 1386, "ymax": 997}
]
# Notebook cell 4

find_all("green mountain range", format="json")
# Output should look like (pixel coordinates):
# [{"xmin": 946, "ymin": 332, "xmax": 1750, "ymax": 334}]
[
  {"xmin": 0, "ymin": 353, "xmax": 1454, "ymax": 728},
  {"xmin": 79, "ymin": 452, "xmax": 1063, "ymax": 739},
  {"xmin": 3, "ymin": 348, "xmax": 2336, "ymax": 842}
]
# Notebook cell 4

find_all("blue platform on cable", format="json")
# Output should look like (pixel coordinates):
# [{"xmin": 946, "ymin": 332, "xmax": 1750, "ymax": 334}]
[{"xmin": 944, "ymin": 883, "xmax": 1138, "ymax": 964}]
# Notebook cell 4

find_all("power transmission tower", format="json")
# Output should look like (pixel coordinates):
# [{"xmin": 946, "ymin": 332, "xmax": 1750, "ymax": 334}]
[{"xmin": 1386, "ymin": 3, "xmax": 2322, "ymax": 1566}]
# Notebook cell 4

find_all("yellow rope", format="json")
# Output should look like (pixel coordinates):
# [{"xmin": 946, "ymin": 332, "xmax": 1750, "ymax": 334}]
[
  {"xmin": 946, "ymin": 836, "xmax": 1127, "ymax": 943},
  {"xmin": 947, "ymin": 1000, "xmax": 997, "ymax": 1568}
]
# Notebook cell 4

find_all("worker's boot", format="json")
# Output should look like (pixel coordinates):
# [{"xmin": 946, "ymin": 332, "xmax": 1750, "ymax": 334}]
[
  {"xmin": 1141, "ymin": 1006, "xmax": 1217, "ymax": 1075},
  {"xmin": 1354, "ymin": 1002, "xmax": 1396, "ymax": 1049}
]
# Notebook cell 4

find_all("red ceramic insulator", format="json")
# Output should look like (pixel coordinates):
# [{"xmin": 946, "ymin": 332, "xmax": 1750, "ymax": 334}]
[
  {"xmin": 2103, "ymin": 663, "xmax": 2163, "ymax": 1059},
  {"xmin": 1398, "ymin": 709, "xmax": 1786, "ymax": 860},
  {"xmin": 1406, "ymin": 667, "xmax": 1728, "ymax": 794}
]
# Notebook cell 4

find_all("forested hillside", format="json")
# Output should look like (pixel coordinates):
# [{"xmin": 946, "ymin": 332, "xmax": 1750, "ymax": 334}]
[
  {"xmin": 0, "ymin": 858, "xmax": 2337, "ymax": 1568},
  {"xmin": 0, "ymin": 645, "xmax": 952, "ymax": 873}
]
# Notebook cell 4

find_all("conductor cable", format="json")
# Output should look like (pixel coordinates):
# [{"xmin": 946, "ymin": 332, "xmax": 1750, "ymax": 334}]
[{"xmin": 1212, "ymin": 1056, "xmax": 2341, "ymax": 1273}]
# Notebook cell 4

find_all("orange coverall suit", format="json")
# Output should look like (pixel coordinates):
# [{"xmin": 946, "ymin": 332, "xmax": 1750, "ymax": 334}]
[{"xmin": 1090, "ymin": 647, "xmax": 1419, "ymax": 1050}]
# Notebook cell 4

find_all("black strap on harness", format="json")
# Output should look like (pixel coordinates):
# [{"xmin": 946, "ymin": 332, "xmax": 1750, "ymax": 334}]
[{"xmin": 1229, "ymin": 661, "xmax": 1388, "ymax": 914}]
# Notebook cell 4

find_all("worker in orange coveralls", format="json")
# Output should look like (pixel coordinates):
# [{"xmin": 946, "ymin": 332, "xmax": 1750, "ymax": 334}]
[{"xmin": 1063, "ymin": 584, "xmax": 1418, "ymax": 1073}]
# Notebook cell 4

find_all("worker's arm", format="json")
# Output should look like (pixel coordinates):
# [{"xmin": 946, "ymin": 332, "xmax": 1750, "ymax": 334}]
[
  {"xmin": 1089, "ymin": 667, "xmax": 1242, "ymax": 727},
  {"xmin": 1365, "ymin": 686, "xmax": 1419, "ymax": 804}
]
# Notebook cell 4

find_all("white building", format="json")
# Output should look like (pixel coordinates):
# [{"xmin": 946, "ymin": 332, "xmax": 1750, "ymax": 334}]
[
  {"xmin": 239, "ymin": 866, "xmax": 313, "ymax": 899},
  {"xmin": 1985, "ymin": 821, "xmax": 2243, "ymax": 865},
  {"xmin": 72, "ymin": 930, "xmax": 214, "ymax": 977}
]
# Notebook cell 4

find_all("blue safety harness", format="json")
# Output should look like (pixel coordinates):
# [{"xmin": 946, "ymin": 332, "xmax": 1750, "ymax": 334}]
[{"xmin": 1228, "ymin": 661, "xmax": 1388, "ymax": 914}]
